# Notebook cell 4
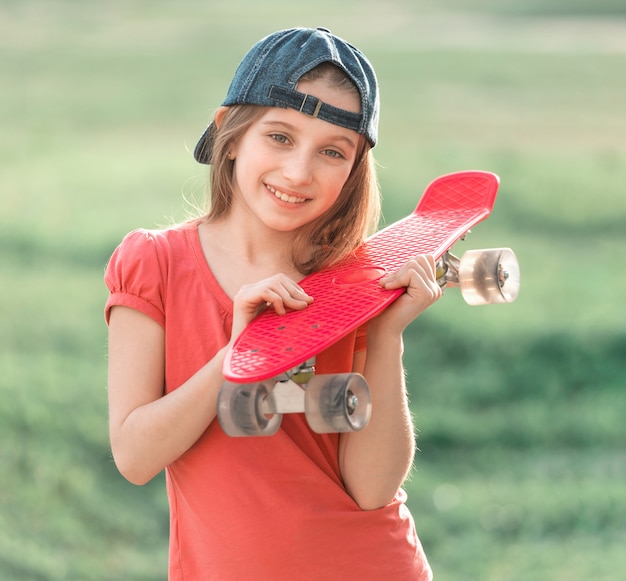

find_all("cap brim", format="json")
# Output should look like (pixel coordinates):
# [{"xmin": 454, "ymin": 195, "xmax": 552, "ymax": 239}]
[{"xmin": 193, "ymin": 122, "xmax": 216, "ymax": 164}]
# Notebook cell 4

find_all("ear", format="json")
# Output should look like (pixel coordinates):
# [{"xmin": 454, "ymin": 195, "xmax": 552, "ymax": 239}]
[
  {"xmin": 214, "ymin": 106, "xmax": 237, "ymax": 160},
  {"xmin": 214, "ymin": 106, "xmax": 229, "ymax": 129}
]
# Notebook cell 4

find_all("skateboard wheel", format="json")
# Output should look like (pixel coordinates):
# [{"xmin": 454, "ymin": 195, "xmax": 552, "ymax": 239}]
[
  {"xmin": 218, "ymin": 381, "xmax": 282, "ymax": 437},
  {"xmin": 304, "ymin": 373, "xmax": 372, "ymax": 433},
  {"xmin": 459, "ymin": 248, "xmax": 520, "ymax": 305}
]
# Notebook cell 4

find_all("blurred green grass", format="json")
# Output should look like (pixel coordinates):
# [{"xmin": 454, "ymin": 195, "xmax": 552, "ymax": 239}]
[{"xmin": 1, "ymin": 1, "xmax": 625, "ymax": 579}]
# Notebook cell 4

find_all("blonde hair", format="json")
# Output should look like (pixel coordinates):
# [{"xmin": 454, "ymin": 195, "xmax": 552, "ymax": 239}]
[{"xmin": 203, "ymin": 65, "xmax": 381, "ymax": 274}]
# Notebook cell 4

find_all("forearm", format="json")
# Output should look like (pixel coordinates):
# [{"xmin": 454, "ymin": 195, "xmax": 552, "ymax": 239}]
[
  {"xmin": 338, "ymin": 330, "xmax": 416, "ymax": 510},
  {"xmin": 110, "ymin": 347, "xmax": 227, "ymax": 485}
]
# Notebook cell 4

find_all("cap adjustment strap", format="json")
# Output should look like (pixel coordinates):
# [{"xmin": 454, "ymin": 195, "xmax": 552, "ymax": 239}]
[{"xmin": 268, "ymin": 86, "xmax": 362, "ymax": 133}]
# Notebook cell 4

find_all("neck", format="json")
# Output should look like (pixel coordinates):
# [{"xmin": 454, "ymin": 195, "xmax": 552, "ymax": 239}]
[{"xmin": 201, "ymin": 213, "xmax": 304, "ymax": 278}]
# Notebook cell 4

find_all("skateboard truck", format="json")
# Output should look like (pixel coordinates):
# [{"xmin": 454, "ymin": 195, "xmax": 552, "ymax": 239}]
[
  {"xmin": 262, "ymin": 358, "xmax": 315, "ymax": 415},
  {"xmin": 437, "ymin": 248, "xmax": 520, "ymax": 306},
  {"xmin": 218, "ymin": 358, "xmax": 372, "ymax": 437}
]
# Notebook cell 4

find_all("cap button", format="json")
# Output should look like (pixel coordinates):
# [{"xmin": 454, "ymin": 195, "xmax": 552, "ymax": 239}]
[{"xmin": 316, "ymin": 27, "xmax": 331, "ymax": 33}]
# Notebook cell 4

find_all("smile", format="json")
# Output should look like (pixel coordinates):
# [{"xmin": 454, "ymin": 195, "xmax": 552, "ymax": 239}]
[{"xmin": 266, "ymin": 184, "xmax": 307, "ymax": 204}]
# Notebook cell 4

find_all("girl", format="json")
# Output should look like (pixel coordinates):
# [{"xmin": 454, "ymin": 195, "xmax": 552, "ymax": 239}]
[{"xmin": 105, "ymin": 27, "xmax": 441, "ymax": 580}]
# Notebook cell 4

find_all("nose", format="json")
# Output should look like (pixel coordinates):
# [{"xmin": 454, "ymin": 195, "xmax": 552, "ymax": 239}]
[{"xmin": 282, "ymin": 149, "xmax": 314, "ymax": 186}]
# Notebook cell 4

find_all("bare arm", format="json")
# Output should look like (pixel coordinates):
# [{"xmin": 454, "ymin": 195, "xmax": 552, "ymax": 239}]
[
  {"xmin": 107, "ymin": 306, "xmax": 227, "ymax": 484},
  {"xmin": 338, "ymin": 255, "xmax": 442, "ymax": 510}
]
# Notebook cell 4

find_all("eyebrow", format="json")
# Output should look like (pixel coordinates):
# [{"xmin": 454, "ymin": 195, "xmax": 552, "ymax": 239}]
[{"xmin": 260, "ymin": 119, "xmax": 359, "ymax": 149}]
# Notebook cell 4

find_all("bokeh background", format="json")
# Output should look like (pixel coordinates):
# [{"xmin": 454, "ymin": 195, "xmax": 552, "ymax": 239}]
[{"xmin": 1, "ymin": 1, "xmax": 625, "ymax": 579}]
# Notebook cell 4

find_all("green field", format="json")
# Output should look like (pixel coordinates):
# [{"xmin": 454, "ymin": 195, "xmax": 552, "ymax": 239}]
[{"xmin": 2, "ymin": 1, "xmax": 625, "ymax": 579}]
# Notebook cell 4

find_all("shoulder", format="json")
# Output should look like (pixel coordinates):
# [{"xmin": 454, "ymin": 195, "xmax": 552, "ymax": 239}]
[
  {"xmin": 109, "ymin": 221, "xmax": 198, "ymax": 264},
  {"xmin": 104, "ymin": 221, "xmax": 200, "ymax": 325},
  {"xmin": 120, "ymin": 221, "xmax": 194, "ymax": 249}
]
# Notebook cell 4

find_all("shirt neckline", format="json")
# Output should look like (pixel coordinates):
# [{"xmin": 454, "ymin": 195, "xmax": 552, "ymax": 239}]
[{"xmin": 185, "ymin": 220, "xmax": 234, "ymax": 316}]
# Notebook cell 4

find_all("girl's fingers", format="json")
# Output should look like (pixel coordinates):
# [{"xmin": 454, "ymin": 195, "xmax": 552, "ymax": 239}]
[
  {"xmin": 380, "ymin": 255, "xmax": 437, "ymax": 290},
  {"xmin": 230, "ymin": 275, "xmax": 313, "ymax": 340},
  {"xmin": 376, "ymin": 254, "xmax": 442, "ymax": 332},
  {"xmin": 236, "ymin": 275, "xmax": 313, "ymax": 317},
  {"xmin": 262, "ymin": 285, "xmax": 312, "ymax": 315}
]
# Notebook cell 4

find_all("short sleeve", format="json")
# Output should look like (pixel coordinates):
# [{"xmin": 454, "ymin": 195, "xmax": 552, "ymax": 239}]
[{"xmin": 104, "ymin": 229, "xmax": 166, "ymax": 327}]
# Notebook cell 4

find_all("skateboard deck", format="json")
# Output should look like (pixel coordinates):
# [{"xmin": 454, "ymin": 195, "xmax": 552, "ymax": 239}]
[{"xmin": 223, "ymin": 170, "xmax": 499, "ymax": 383}]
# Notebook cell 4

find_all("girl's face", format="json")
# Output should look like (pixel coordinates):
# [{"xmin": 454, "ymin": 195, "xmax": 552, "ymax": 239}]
[{"xmin": 228, "ymin": 77, "xmax": 362, "ymax": 234}]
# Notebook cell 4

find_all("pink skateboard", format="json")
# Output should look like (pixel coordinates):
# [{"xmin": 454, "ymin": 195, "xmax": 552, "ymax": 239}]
[{"xmin": 218, "ymin": 171, "xmax": 520, "ymax": 436}]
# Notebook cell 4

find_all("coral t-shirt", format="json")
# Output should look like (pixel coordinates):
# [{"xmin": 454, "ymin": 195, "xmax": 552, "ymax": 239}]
[{"xmin": 104, "ymin": 221, "xmax": 432, "ymax": 580}]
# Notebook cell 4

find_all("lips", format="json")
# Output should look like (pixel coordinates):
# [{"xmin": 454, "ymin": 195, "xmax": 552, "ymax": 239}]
[{"xmin": 265, "ymin": 184, "xmax": 307, "ymax": 204}]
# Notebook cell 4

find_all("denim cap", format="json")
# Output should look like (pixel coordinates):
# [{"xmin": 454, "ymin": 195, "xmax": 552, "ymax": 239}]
[{"xmin": 193, "ymin": 27, "xmax": 379, "ymax": 164}]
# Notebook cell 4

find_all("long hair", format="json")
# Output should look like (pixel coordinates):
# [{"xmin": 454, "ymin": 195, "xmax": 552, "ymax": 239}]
[{"xmin": 203, "ymin": 65, "xmax": 381, "ymax": 274}]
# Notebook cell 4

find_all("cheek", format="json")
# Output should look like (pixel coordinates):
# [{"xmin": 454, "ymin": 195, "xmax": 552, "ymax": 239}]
[
  {"xmin": 323, "ymin": 168, "xmax": 352, "ymax": 206},
  {"xmin": 231, "ymin": 151, "xmax": 258, "ymax": 190}
]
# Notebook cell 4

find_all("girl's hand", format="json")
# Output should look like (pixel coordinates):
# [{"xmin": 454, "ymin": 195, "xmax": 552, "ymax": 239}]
[
  {"xmin": 230, "ymin": 274, "xmax": 313, "ymax": 340},
  {"xmin": 373, "ymin": 254, "xmax": 442, "ymax": 335}
]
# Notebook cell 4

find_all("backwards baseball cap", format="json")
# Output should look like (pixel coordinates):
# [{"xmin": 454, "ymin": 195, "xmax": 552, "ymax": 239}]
[{"xmin": 193, "ymin": 27, "xmax": 379, "ymax": 164}]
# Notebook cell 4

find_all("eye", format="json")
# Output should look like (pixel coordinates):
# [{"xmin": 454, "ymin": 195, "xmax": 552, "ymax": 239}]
[
  {"xmin": 322, "ymin": 149, "xmax": 344, "ymax": 159},
  {"xmin": 270, "ymin": 133, "xmax": 290, "ymax": 145}
]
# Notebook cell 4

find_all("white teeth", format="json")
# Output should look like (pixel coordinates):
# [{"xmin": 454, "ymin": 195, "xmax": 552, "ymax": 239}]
[{"xmin": 266, "ymin": 185, "xmax": 306, "ymax": 204}]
